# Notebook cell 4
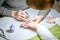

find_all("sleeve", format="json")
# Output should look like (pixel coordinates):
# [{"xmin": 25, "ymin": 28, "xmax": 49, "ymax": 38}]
[
  {"xmin": 36, "ymin": 25, "xmax": 58, "ymax": 40},
  {"xmin": 0, "ymin": 0, "xmax": 4, "ymax": 6},
  {"xmin": 0, "ymin": 7, "xmax": 12, "ymax": 17},
  {"xmin": 55, "ymin": 18, "xmax": 60, "ymax": 26},
  {"xmin": 2, "ymin": 7, "xmax": 12, "ymax": 17},
  {"xmin": 0, "ymin": 0, "xmax": 5, "ymax": 16},
  {"xmin": 0, "ymin": 0, "xmax": 12, "ymax": 17},
  {"xmin": 0, "ymin": 7, "xmax": 4, "ymax": 15}
]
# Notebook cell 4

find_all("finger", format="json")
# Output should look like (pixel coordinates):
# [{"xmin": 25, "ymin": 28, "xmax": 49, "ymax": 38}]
[
  {"xmin": 15, "ymin": 16, "xmax": 22, "ymax": 21},
  {"xmin": 21, "ymin": 22, "xmax": 26, "ymax": 26},
  {"xmin": 26, "ymin": 23, "xmax": 36, "ymax": 31},
  {"xmin": 46, "ymin": 17, "xmax": 52, "ymax": 19},
  {"xmin": 18, "ymin": 12, "xmax": 27, "ymax": 19},
  {"xmin": 16, "ymin": 15, "xmax": 29, "ymax": 21},
  {"xmin": 18, "ymin": 11, "xmax": 29, "ymax": 19},
  {"xmin": 31, "ymin": 16, "xmax": 41, "ymax": 23},
  {"xmin": 31, "ymin": 16, "xmax": 38, "ymax": 22},
  {"xmin": 18, "ymin": 10, "xmax": 29, "ymax": 18},
  {"xmin": 22, "ymin": 11, "xmax": 29, "ymax": 18},
  {"xmin": 20, "ymin": 22, "xmax": 28, "ymax": 28},
  {"xmin": 17, "ymin": 16, "xmax": 26, "ymax": 21}
]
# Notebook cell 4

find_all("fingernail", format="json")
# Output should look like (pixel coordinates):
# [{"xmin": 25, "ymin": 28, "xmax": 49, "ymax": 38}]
[{"xmin": 25, "ymin": 12, "xmax": 29, "ymax": 18}]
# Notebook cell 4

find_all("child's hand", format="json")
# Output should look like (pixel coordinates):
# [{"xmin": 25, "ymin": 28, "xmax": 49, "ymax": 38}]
[
  {"xmin": 31, "ymin": 15, "xmax": 43, "ymax": 23},
  {"xmin": 46, "ymin": 17, "xmax": 55, "ymax": 23},
  {"xmin": 20, "ymin": 15, "xmax": 43, "ymax": 31},
  {"xmin": 21, "ymin": 21, "xmax": 39, "ymax": 31}
]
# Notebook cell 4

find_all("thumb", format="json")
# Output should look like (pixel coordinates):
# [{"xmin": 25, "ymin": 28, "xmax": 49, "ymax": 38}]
[{"xmin": 31, "ymin": 16, "xmax": 38, "ymax": 22}]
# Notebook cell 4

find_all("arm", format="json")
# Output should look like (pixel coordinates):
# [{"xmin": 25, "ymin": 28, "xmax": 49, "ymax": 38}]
[
  {"xmin": 1, "ymin": 7, "xmax": 12, "ymax": 17},
  {"xmin": 36, "ymin": 25, "xmax": 58, "ymax": 40},
  {"xmin": 0, "ymin": 0, "xmax": 12, "ymax": 17},
  {"xmin": 0, "ymin": 0, "xmax": 4, "ymax": 6},
  {"xmin": 21, "ymin": 21, "xmax": 58, "ymax": 40},
  {"xmin": 33, "ymin": 9, "xmax": 50, "ymax": 23},
  {"xmin": 0, "ymin": 0, "xmax": 5, "ymax": 16},
  {"xmin": 0, "ymin": 7, "xmax": 29, "ymax": 21},
  {"xmin": 55, "ymin": 18, "xmax": 60, "ymax": 26}
]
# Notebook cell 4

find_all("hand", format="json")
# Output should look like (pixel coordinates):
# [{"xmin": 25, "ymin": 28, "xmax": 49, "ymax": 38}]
[
  {"xmin": 31, "ymin": 15, "xmax": 43, "ymax": 23},
  {"xmin": 46, "ymin": 17, "xmax": 55, "ymax": 23},
  {"xmin": 11, "ymin": 10, "xmax": 29, "ymax": 21},
  {"xmin": 20, "ymin": 15, "xmax": 43, "ymax": 31},
  {"xmin": 21, "ymin": 21, "xmax": 39, "ymax": 31}
]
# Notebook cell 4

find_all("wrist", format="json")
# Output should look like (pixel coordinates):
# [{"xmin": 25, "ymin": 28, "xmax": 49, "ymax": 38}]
[{"xmin": 35, "ymin": 24, "xmax": 40, "ymax": 31}]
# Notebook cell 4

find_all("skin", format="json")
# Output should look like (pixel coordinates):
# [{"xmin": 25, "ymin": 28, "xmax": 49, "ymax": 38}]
[
  {"xmin": 11, "ymin": 10, "xmax": 44, "ymax": 31},
  {"xmin": 21, "ymin": 16, "xmax": 43, "ymax": 31},
  {"xmin": 46, "ymin": 17, "xmax": 55, "ymax": 23},
  {"xmin": 21, "ymin": 20, "xmax": 39, "ymax": 31},
  {"xmin": 11, "ymin": 10, "xmax": 29, "ymax": 21},
  {"xmin": 21, "ymin": 17, "xmax": 56, "ymax": 31}
]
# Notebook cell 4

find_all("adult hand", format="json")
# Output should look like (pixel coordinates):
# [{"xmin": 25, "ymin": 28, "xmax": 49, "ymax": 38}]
[{"xmin": 11, "ymin": 10, "xmax": 29, "ymax": 21}]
